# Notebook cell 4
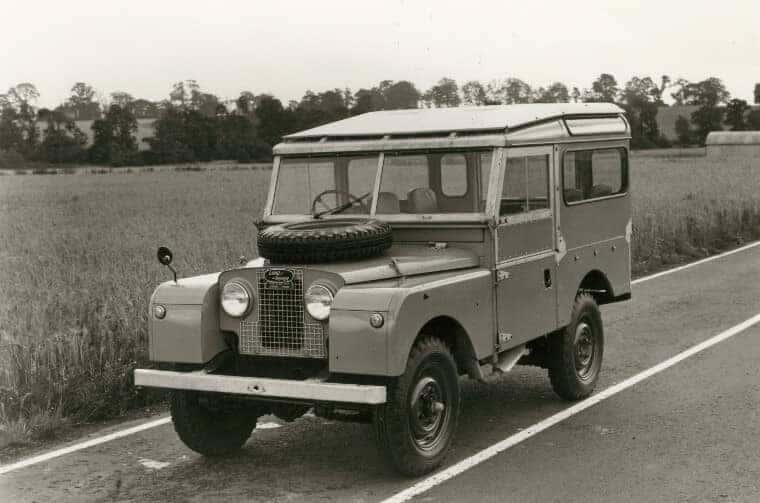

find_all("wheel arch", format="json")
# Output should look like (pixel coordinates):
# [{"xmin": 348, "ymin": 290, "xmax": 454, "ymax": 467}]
[
  {"xmin": 578, "ymin": 269, "xmax": 614, "ymax": 305},
  {"xmin": 412, "ymin": 315, "xmax": 481, "ymax": 379}
]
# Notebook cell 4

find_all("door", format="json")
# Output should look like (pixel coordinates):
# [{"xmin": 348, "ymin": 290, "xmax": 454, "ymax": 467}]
[{"xmin": 495, "ymin": 146, "xmax": 558, "ymax": 349}]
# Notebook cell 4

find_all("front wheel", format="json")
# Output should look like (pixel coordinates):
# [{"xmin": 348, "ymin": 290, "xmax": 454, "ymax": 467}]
[
  {"xmin": 171, "ymin": 391, "xmax": 262, "ymax": 456},
  {"xmin": 548, "ymin": 294, "xmax": 604, "ymax": 401},
  {"xmin": 374, "ymin": 336, "xmax": 460, "ymax": 476}
]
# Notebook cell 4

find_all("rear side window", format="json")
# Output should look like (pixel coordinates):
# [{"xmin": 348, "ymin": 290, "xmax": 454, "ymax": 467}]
[
  {"xmin": 440, "ymin": 154, "xmax": 467, "ymax": 197},
  {"xmin": 563, "ymin": 148, "xmax": 626, "ymax": 203}
]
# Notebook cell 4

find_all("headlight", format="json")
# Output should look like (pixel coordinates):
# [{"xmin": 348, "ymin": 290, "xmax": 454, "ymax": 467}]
[
  {"xmin": 221, "ymin": 280, "xmax": 251, "ymax": 317},
  {"xmin": 305, "ymin": 284, "xmax": 333, "ymax": 321}
]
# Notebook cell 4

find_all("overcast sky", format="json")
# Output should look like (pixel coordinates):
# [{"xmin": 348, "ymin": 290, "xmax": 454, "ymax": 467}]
[{"xmin": 2, "ymin": 0, "xmax": 759, "ymax": 107}]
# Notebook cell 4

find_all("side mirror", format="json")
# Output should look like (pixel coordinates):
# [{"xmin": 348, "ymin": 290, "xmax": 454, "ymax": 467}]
[
  {"xmin": 157, "ymin": 246, "xmax": 173, "ymax": 266},
  {"xmin": 157, "ymin": 246, "xmax": 178, "ymax": 283}
]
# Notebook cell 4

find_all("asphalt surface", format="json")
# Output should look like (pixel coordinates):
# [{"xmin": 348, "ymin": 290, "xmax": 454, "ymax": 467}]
[{"xmin": 1, "ymin": 246, "xmax": 759, "ymax": 503}]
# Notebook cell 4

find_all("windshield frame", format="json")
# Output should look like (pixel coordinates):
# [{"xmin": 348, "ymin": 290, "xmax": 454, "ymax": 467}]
[{"xmin": 263, "ymin": 148, "xmax": 500, "ymax": 224}]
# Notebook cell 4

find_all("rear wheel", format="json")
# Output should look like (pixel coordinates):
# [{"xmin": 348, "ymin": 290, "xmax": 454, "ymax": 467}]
[
  {"xmin": 171, "ymin": 391, "xmax": 262, "ymax": 456},
  {"xmin": 374, "ymin": 336, "xmax": 460, "ymax": 476},
  {"xmin": 548, "ymin": 294, "xmax": 604, "ymax": 401}
]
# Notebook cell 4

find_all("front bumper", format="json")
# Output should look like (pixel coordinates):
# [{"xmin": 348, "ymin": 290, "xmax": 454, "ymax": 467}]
[{"xmin": 134, "ymin": 369, "xmax": 387, "ymax": 404}]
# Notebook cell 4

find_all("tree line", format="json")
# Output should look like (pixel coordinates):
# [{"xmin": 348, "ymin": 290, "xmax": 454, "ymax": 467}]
[{"xmin": 1, "ymin": 76, "xmax": 759, "ymax": 166}]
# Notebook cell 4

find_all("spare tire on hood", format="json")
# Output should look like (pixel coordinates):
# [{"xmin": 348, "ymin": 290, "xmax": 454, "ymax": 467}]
[{"xmin": 257, "ymin": 219, "xmax": 393, "ymax": 264}]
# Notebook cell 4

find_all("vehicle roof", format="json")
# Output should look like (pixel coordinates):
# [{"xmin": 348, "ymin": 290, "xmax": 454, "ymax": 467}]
[{"xmin": 284, "ymin": 103, "xmax": 624, "ymax": 139}]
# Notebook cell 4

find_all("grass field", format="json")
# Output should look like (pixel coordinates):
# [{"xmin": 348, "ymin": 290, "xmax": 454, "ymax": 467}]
[{"xmin": 1, "ymin": 152, "xmax": 760, "ymax": 446}]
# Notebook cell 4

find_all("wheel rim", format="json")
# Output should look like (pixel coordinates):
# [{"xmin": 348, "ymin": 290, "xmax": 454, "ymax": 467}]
[
  {"xmin": 573, "ymin": 318, "xmax": 598, "ymax": 381},
  {"xmin": 409, "ymin": 374, "xmax": 449, "ymax": 452}
]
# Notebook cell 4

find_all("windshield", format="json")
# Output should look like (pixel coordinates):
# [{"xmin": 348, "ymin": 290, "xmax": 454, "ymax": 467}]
[
  {"xmin": 272, "ymin": 155, "xmax": 378, "ymax": 215},
  {"xmin": 271, "ymin": 150, "xmax": 493, "ymax": 216}
]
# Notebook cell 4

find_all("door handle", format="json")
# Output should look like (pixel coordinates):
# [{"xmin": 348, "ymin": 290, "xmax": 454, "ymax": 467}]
[{"xmin": 544, "ymin": 269, "xmax": 552, "ymax": 288}]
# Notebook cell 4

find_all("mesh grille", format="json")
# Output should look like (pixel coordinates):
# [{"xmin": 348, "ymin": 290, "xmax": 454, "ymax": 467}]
[{"xmin": 239, "ymin": 268, "xmax": 326, "ymax": 358}]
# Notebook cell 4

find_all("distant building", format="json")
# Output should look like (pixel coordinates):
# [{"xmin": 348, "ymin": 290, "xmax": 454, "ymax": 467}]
[
  {"xmin": 656, "ymin": 105, "xmax": 760, "ymax": 143},
  {"xmin": 705, "ymin": 131, "xmax": 760, "ymax": 159}
]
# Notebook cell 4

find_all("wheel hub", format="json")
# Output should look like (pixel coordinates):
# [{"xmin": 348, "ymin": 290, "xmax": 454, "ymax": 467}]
[
  {"xmin": 574, "ymin": 320, "xmax": 597, "ymax": 379},
  {"xmin": 410, "ymin": 376, "xmax": 447, "ymax": 451}
]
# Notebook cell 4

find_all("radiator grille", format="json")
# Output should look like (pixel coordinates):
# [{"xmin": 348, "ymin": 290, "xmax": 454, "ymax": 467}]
[{"xmin": 238, "ymin": 268, "xmax": 326, "ymax": 358}]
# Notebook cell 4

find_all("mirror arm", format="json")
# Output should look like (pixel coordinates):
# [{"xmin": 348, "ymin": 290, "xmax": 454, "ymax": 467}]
[{"xmin": 167, "ymin": 264, "xmax": 177, "ymax": 283}]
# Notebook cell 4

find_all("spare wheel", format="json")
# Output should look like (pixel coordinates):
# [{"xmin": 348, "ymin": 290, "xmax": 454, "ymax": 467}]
[{"xmin": 257, "ymin": 218, "xmax": 393, "ymax": 263}]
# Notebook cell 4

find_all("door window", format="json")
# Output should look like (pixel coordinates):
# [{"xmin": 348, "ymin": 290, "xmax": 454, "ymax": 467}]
[{"xmin": 500, "ymin": 155, "xmax": 550, "ymax": 218}]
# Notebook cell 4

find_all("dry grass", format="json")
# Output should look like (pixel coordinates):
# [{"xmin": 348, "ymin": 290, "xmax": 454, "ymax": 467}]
[
  {"xmin": 0, "ymin": 170, "xmax": 270, "ymax": 444},
  {"xmin": 630, "ymin": 153, "xmax": 760, "ymax": 272},
  {"xmin": 1, "ymin": 152, "xmax": 759, "ymax": 444}
]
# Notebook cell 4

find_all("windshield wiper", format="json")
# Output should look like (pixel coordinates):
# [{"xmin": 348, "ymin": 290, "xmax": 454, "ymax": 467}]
[{"xmin": 313, "ymin": 192, "xmax": 372, "ymax": 219}]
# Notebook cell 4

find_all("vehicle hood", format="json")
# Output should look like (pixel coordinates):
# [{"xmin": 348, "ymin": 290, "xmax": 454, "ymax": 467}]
[{"xmin": 255, "ymin": 244, "xmax": 481, "ymax": 285}]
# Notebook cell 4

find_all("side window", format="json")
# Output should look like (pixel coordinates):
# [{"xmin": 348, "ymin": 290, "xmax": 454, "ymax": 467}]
[
  {"xmin": 500, "ymin": 155, "xmax": 550, "ymax": 218},
  {"xmin": 563, "ymin": 148, "xmax": 626, "ymax": 203},
  {"xmin": 440, "ymin": 154, "xmax": 467, "ymax": 197}
]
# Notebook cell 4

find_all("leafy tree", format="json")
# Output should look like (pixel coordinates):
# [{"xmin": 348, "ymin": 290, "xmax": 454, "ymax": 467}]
[
  {"xmin": 534, "ymin": 82, "xmax": 570, "ymax": 103},
  {"xmin": 582, "ymin": 73, "xmax": 618, "ymax": 103},
  {"xmin": 570, "ymin": 87, "xmax": 581, "ymax": 103},
  {"xmin": 423, "ymin": 77, "xmax": 461, "ymax": 108},
  {"xmin": 170, "ymin": 80, "xmax": 200, "ymax": 108},
  {"xmin": 747, "ymin": 109, "xmax": 760, "ymax": 130},
  {"xmin": 754, "ymin": 83, "xmax": 760, "ymax": 105},
  {"xmin": 293, "ymin": 88, "xmax": 351, "ymax": 130},
  {"xmin": 36, "ymin": 108, "xmax": 87, "ymax": 162},
  {"xmin": 0, "ymin": 83, "xmax": 40, "ymax": 157},
  {"xmin": 724, "ymin": 99, "xmax": 749, "ymax": 131},
  {"xmin": 675, "ymin": 115, "xmax": 693, "ymax": 146},
  {"xmin": 669, "ymin": 78, "xmax": 690, "ymax": 105},
  {"xmin": 380, "ymin": 80, "xmax": 421, "ymax": 109},
  {"xmin": 236, "ymin": 91, "xmax": 256, "ymax": 116},
  {"xmin": 90, "ymin": 104, "xmax": 138, "ymax": 165},
  {"xmin": 351, "ymin": 88, "xmax": 385, "ymax": 115},
  {"xmin": 461, "ymin": 81, "xmax": 488, "ymax": 106},
  {"xmin": 619, "ymin": 76, "xmax": 661, "ymax": 148},
  {"xmin": 254, "ymin": 94, "xmax": 294, "ymax": 146},
  {"xmin": 487, "ymin": 78, "xmax": 532, "ymax": 104},
  {"xmin": 683, "ymin": 77, "xmax": 730, "ymax": 145},
  {"xmin": 66, "ymin": 82, "xmax": 101, "ymax": 120}
]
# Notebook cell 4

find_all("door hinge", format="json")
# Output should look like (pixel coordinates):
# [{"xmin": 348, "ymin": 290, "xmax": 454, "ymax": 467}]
[{"xmin": 496, "ymin": 270, "xmax": 510, "ymax": 283}]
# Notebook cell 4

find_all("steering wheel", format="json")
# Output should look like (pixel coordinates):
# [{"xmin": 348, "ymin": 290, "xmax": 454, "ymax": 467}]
[{"xmin": 311, "ymin": 189, "xmax": 370, "ymax": 215}]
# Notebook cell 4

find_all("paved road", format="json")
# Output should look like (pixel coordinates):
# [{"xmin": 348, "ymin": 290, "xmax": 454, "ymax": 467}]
[{"xmin": 2, "ymin": 246, "xmax": 759, "ymax": 502}]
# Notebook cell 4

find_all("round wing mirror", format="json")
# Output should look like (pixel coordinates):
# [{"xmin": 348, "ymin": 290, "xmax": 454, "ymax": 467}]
[{"xmin": 157, "ymin": 246, "xmax": 173, "ymax": 266}]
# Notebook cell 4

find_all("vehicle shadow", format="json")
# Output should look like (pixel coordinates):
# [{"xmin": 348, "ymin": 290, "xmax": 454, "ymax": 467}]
[{"xmin": 129, "ymin": 367, "xmax": 573, "ymax": 503}]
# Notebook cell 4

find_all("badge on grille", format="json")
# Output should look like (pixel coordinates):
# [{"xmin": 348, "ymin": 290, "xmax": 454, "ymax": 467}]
[{"xmin": 264, "ymin": 269, "xmax": 295, "ymax": 289}]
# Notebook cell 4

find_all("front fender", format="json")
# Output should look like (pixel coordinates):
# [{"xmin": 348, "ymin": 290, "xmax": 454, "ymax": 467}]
[
  {"xmin": 328, "ymin": 269, "xmax": 494, "ymax": 376},
  {"xmin": 149, "ymin": 273, "xmax": 226, "ymax": 364}
]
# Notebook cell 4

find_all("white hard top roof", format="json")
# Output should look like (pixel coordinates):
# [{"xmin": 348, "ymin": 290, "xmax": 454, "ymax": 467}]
[{"xmin": 285, "ymin": 103, "xmax": 624, "ymax": 139}]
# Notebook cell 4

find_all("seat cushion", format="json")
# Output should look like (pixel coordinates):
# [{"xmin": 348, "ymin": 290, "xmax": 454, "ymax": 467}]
[
  {"xmin": 407, "ymin": 188, "xmax": 439, "ymax": 213},
  {"xmin": 376, "ymin": 191, "xmax": 401, "ymax": 214}
]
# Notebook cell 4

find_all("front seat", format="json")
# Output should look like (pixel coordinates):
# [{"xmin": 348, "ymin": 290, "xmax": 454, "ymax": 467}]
[
  {"xmin": 376, "ymin": 191, "xmax": 401, "ymax": 214},
  {"xmin": 407, "ymin": 188, "xmax": 439, "ymax": 213}
]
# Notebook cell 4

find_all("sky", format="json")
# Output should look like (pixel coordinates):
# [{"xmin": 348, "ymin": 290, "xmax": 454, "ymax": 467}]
[{"xmin": 2, "ymin": 0, "xmax": 759, "ymax": 108}]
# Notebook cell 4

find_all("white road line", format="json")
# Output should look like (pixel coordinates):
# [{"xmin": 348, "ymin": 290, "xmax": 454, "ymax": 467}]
[
  {"xmin": 631, "ymin": 240, "xmax": 760, "ymax": 285},
  {"xmin": 0, "ymin": 417, "xmax": 171, "ymax": 475},
  {"xmin": 381, "ymin": 312, "xmax": 760, "ymax": 503},
  {"xmin": 1, "ymin": 240, "xmax": 758, "ymax": 477}
]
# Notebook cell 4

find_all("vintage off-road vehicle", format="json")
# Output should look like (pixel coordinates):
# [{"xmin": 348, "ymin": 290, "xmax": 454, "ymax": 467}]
[{"xmin": 135, "ymin": 103, "xmax": 632, "ymax": 476}]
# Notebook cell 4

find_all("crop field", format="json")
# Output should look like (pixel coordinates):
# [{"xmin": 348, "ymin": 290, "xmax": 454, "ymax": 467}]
[{"xmin": 1, "ymin": 152, "xmax": 760, "ymax": 446}]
